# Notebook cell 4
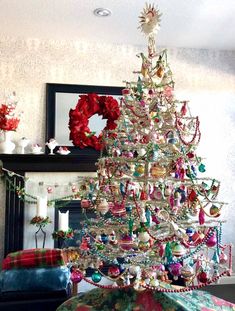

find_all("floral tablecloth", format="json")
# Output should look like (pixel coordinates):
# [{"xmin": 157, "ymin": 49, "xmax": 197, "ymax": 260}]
[{"xmin": 56, "ymin": 288, "xmax": 235, "ymax": 311}]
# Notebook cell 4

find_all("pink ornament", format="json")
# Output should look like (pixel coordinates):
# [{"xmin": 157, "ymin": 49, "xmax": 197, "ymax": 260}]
[
  {"xmin": 169, "ymin": 263, "xmax": 182, "ymax": 280},
  {"xmin": 206, "ymin": 234, "xmax": 217, "ymax": 247},
  {"xmin": 70, "ymin": 270, "xmax": 83, "ymax": 283},
  {"xmin": 199, "ymin": 208, "xmax": 205, "ymax": 225},
  {"xmin": 79, "ymin": 236, "xmax": 90, "ymax": 251},
  {"xmin": 219, "ymin": 252, "xmax": 228, "ymax": 264}
]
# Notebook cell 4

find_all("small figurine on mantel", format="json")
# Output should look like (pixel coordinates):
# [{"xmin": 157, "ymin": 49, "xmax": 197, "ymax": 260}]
[
  {"xmin": 17, "ymin": 137, "xmax": 30, "ymax": 154},
  {"xmin": 57, "ymin": 146, "xmax": 71, "ymax": 155},
  {"xmin": 31, "ymin": 143, "xmax": 43, "ymax": 154},
  {"xmin": 46, "ymin": 138, "xmax": 58, "ymax": 155}
]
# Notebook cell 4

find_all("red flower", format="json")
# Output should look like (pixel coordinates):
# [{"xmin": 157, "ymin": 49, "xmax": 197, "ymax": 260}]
[
  {"xmin": 69, "ymin": 93, "xmax": 120, "ymax": 150},
  {"xmin": 0, "ymin": 102, "xmax": 20, "ymax": 131}
]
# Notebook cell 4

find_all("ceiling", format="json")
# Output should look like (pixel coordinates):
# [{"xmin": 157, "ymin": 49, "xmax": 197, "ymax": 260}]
[{"xmin": 0, "ymin": 0, "xmax": 235, "ymax": 50}]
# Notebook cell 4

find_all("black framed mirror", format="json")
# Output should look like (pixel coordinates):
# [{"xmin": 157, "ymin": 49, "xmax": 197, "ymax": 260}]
[{"xmin": 46, "ymin": 83, "xmax": 123, "ymax": 155}]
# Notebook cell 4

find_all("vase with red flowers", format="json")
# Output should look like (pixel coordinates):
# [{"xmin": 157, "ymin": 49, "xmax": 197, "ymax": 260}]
[{"xmin": 0, "ymin": 92, "xmax": 21, "ymax": 154}]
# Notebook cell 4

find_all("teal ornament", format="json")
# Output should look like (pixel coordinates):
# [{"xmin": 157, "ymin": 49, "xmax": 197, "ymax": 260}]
[
  {"xmin": 126, "ymin": 204, "xmax": 132, "ymax": 213},
  {"xmin": 137, "ymin": 77, "xmax": 143, "ymax": 93},
  {"xmin": 212, "ymin": 250, "xmax": 219, "ymax": 263},
  {"xmin": 165, "ymin": 242, "xmax": 172, "ymax": 262},
  {"xmin": 91, "ymin": 271, "xmax": 102, "ymax": 283},
  {"xmin": 198, "ymin": 163, "xmax": 206, "ymax": 173},
  {"xmin": 128, "ymin": 218, "xmax": 134, "ymax": 235}
]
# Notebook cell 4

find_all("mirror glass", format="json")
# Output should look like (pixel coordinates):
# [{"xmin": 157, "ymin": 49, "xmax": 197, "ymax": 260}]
[{"xmin": 55, "ymin": 93, "xmax": 107, "ymax": 146}]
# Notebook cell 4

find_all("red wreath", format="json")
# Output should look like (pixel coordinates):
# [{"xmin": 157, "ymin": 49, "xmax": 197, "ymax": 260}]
[{"xmin": 69, "ymin": 93, "xmax": 120, "ymax": 150}]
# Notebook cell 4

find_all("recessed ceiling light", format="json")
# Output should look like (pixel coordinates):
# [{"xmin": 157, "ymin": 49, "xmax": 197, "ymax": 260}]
[{"xmin": 93, "ymin": 8, "xmax": 112, "ymax": 17}]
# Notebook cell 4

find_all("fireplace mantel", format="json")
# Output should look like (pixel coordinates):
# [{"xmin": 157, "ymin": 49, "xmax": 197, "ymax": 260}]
[
  {"xmin": 1, "ymin": 152, "xmax": 98, "ymax": 257},
  {"xmin": 0, "ymin": 151, "xmax": 99, "ymax": 173}
]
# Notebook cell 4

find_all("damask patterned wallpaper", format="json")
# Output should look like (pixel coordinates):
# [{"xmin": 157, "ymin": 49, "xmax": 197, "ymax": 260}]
[{"xmin": 0, "ymin": 36, "xmax": 235, "ymax": 268}]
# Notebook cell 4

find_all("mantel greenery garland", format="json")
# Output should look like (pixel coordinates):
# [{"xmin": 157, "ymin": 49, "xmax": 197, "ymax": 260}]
[{"xmin": 1, "ymin": 168, "xmax": 86, "ymax": 209}]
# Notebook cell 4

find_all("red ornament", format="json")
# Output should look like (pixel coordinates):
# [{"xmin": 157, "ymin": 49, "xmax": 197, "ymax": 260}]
[
  {"xmin": 188, "ymin": 189, "xmax": 197, "ymax": 202},
  {"xmin": 199, "ymin": 207, "xmax": 205, "ymax": 225},
  {"xmin": 108, "ymin": 266, "xmax": 120, "ymax": 278},
  {"xmin": 119, "ymin": 235, "xmax": 134, "ymax": 250},
  {"xmin": 69, "ymin": 93, "xmax": 120, "ymax": 150},
  {"xmin": 140, "ymin": 189, "xmax": 148, "ymax": 200},
  {"xmin": 197, "ymin": 271, "xmax": 208, "ymax": 284},
  {"xmin": 111, "ymin": 202, "xmax": 126, "ymax": 217}
]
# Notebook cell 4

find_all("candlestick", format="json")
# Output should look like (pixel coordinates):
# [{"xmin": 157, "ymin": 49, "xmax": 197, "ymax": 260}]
[
  {"xmin": 58, "ymin": 211, "xmax": 69, "ymax": 231},
  {"xmin": 36, "ymin": 196, "xmax": 47, "ymax": 218}
]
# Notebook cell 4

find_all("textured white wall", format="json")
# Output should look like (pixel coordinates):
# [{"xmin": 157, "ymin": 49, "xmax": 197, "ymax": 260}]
[{"xmin": 0, "ymin": 36, "xmax": 235, "ymax": 269}]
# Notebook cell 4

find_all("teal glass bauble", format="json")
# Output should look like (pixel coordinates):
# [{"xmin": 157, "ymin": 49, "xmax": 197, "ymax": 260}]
[{"xmin": 91, "ymin": 271, "xmax": 102, "ymax": 283}]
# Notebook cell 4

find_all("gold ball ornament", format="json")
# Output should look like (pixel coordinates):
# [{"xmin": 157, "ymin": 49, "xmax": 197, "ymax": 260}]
[{"xmin": 150, "ymin": 164, "xmax": 166, "ymax": 178}]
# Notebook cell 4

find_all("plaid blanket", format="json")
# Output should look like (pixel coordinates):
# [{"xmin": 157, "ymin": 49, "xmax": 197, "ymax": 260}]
[{"xmin": 2, "ymin": 248, "xmax": 65, "ymax": 270}]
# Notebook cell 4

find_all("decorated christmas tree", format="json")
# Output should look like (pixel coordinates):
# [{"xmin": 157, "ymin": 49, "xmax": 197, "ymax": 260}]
[{"xmin": 71, "ymin": 4, "xmax": 232, "ymax": 293}]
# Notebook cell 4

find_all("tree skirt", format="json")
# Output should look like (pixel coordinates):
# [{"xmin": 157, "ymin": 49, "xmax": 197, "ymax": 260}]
[{"xmin": 56, "ymin": 288, "xmax": 235, "ymax": 311}]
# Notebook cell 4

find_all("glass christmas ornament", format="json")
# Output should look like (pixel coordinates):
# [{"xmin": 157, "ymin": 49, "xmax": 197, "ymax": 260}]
[
  {"xmin": 108, "ymin": 266, "xmax": 120, "ymax": 278},
  {"xmin": 169, "ymin": 263, "xmax": 182, "ymax": 280},
  {"xmin": 111, "ymin": 202, "xmax": 126, "ymax": 217},
  {"xmin": 150, "ymin": 185, "xmax": 162, "ymax": 200},
  {"xmin": 138, "ymin": 240, "xmax": 150, "ymax": 251},
  {"xmin": 70, "ymin": 270, "xmax": 83, "ymax": 284},
  {"xmin": 198, "ymin": 163, "xmax": 206, "ymax": 173},
  {"xmin": 101, "ymin": 233, "xmax": 109, "ymax": 244},
  {"xmin": 109, "ymin": 231, "xmax": 118, "ymax": 245},
  {"xmin": 119, "ymin": 235, "xmax": 134, "ymax": 250},
  {"xmin": 97, "ymin": 198, "xmax": 109, "ymax": 215},
  {"xmin": 140, "ymin": 189, "xmax": 148, "ymax": 200},
  {"xmin": 206, "ymin": 233, "xmax": 217, "ymax": 247},
  {"xmin": 172, "ymin": 242, "xmax": 186, "ymax": 257},
  {"xmin": 167, "ymin": 131, "xmax": 178, "ymax": 144},
  {"xmin": 219, "ymin": 252, "xmax": 228, "ymax": 264},
  {"xmin": 150, "ymin": 163, "xmax": 166, "ymax": 178},
  {"xmin": 129, "ymin": 265, "xmax": 141, "ymax": 277},
  {"xmin": 138, "ymin": 230, "xmax": 150, "ymax": 242},
  {"xmin": 197, "ymin": 271, "xmax": 208, "ymax": 284},
  {"xmin": 210, "ymin": 205, "xmax": 220, "ymax": 216},
  {"xmin": 91, "ymin": 271, "xmax": 102, "ymax": 283},
  {"xmin": 134, "ymin": 164, "xmax": 145, "ymax": 176},
  {"xmin": 186, "ymin": 227, "xmax": 195, "ymax": 240},
  {"xmin": 181, "ymin": 264, "xmax": 194, "ymax": 281}
]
